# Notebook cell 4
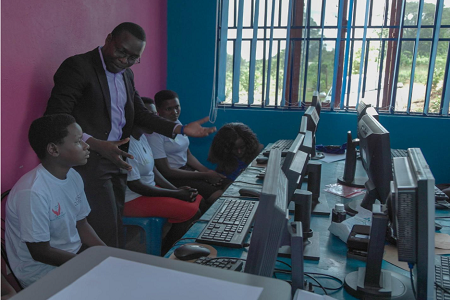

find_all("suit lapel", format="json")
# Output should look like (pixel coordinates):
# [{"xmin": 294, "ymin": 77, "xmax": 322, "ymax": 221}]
[{"xmin": 91, "ymin": 48, "xmax": 112, "ymax": 122}]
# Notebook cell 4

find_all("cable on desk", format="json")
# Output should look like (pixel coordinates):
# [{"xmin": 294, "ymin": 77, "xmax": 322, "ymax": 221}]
[
  {"xmin": 275, "ymin": 259, "xmax": 292, "ymax": 269},
  {"xmin": 436, "ymin": 216, "xmax": 450, "ymax": 219},
  {"xmin": 305, "ymin": 274, "xmax": 328, "ymax": 295},
  {"xmin": 273, "ymin": 269, "xmax": 344, "ymax": 294},
  {"xmin": 408, "ymin": 263, "xmax": 417, "ymax": 300}
]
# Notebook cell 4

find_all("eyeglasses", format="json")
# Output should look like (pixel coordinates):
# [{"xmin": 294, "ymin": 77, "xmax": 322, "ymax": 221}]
[{"xmin": 114, "ymin": 44, "xmax": 141, "ymax": 64}]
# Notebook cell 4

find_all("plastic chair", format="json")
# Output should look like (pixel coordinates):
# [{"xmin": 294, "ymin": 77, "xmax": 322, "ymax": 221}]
[{"xmin": 122, "ymin": 216, "xmax": 168, "ymax": 256}]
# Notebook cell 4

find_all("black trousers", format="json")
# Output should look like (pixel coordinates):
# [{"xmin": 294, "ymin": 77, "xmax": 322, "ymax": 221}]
[{"xmin": 75, "ymin": 153, "xmax": 127, "ymax": 248}]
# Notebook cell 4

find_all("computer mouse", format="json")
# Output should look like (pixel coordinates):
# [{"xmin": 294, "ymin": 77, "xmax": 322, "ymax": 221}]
[
  {"xmin": 173, "ymin": 244, "xmax": 211, "ymax": 261},
  {"xmin": 256, "ymin": 157, "xmax": 269, "ymax": 164},
  {"xmin": 239, "ymin": 188, "xmax": 261, "ymax": 198}
]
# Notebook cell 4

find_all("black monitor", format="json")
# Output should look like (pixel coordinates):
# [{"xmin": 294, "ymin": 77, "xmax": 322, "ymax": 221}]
[
  {"xmin": 244, "ymin": 149, "xmax": 304, "ymax": 294},
  {"xmin": 281, "ymin": 133, "xmax": 305, "ymax": 176},
  {"xmin": 345, "ymin": 114, "xmax": 392, "ymax": 215},
  {"xmin": 392, "ymin": 148, "xmax": 434, "ymax": 298},
  {"xmin": 344, "ymin": 148, "xmax": 432, "ymax": 299},
  {"xmin": 356, "ymin": 100, "xmax": 371, "ymax": 123},
  {"xmin": 311, "ymin": 91, "xmax": 322, "ymax": 116}
]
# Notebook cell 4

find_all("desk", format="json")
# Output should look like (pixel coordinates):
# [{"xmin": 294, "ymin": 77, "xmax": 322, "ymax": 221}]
[
  {"xmin": 166, "ymin": 158, "xmax": 449, "ymax": 299},
  {"xmin": 12, "ymin": 246, "xmax": 291, "ymax": 300}
]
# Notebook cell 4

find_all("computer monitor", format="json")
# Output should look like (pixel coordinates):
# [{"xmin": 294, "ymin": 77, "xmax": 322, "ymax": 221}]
[
  {"xmin": 299, "ymin": 116, "xmax": 307, "ymax": 134},
  {"xmin": 392, "ymin": 148, "xmax": 434, "ymax": 299},
  {"xmin": 356, "ymin": 100, "xmax": 371, "ymax": 123},
  {"xmin": 344, "ymin": 148, "xmax": 432, "ymax": 299},
  {"xmin": 303, "ymin": 106, "xmax": 319, "ymax": 134},
  {"xmin": 365, "ymin": 106, "xmax": 379, "ymax": 121},
  {"xmin": 345, "ymin": 114, "xmax": 392, "ymax": 215},
  {"xmin": 281, "ymin": 133, "xmax": 305, "ymax": 176},
  {"xmin": 244, "ymin": 149, "xmax": 304, "ymax": 293},
  {"xmin": 311, "ymin": 91, "xmax": 322, "ymax": 116}
]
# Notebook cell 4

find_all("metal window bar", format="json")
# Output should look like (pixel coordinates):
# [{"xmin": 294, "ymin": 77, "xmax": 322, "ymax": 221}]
[
  {"xmin": 346, "ymin": 0, "xmax": 358, "ymax": 109},
  {"xmin": 217, "ymin": 0, "xmax": 230, "ymax": 102},
  {"xmin": 316, "ymin": 0, "xmax": 326, "ymax": 93},
  {"xmin": 330, "ymin": 0, "xmax": 346, "ymax": 111},
  {"xmin": 424, "ymin": 0, "xmax": 444, "ymax": 115},
  {"xmin": 281, "ymin": 0, "xmax": 294, "ymax": 107},
  {"xmin": 298, "ymin": 1, "xmax": 309, "ymax": 107},
  {"xmin": 406, "ymin": 0, "xmax": 425, "ymax": 114},
  {"xmin": 248, "ymin": 0, "xmax": 260, "ymax": 105},
  {"xmin": 356, "ymin": 0, "xmax": 372, "ymax": 109},
  {"xmin": 443, "ymin": 44, "xmax": 450, "ymax": 116},
  {"xmin": 232, "ymin": 0, "xmax": 245, "ymax": 104},
  {"xmin": 340, "ymin": 0, "xmax": 356, "ymax": 110},
  {"xmin": 264, "ymin": 0, "xmax": 277, "ymax": 106}
]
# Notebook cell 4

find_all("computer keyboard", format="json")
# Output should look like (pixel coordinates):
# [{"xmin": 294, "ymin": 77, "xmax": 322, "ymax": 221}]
[
  {"xmin": 435, "ymin": 255, "xmax": 450, "ymax": 299},
  {"xmin": 196, "ymin": 199, "xmax": 258, "ymax": 248},
  {"xmin": 263, "ymin": 139, "xmax": 293, "ymax": 157},
  {"xmin": 194, "ymin": 257, "xmax": 244, "ymax": 271},
  {"xmin": 391, "ymin": 149, "xmax": 450, "ymax": 208}
]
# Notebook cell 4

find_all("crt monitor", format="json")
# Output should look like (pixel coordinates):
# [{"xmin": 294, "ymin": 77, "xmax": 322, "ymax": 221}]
[
  {"xmin": 244, "ymin": 148, "xmax": 304, "ymax": 293},
  {"xmin": 365, "ymin": 106, "xmax": 379, "ymax": 121},
  {"xmin": 345, "ymin": 114, "xmax": 392, "ymax": 215}
]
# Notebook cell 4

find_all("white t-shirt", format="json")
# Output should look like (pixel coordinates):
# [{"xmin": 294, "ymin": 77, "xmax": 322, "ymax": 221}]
[
  {"xmin": 5, "ymin": 164, "xmax": 90, "ymax": 288},
  {"xmin": 146, "ymin": 120, "xmax": 190, "ymax": 169},
  {"xmin": 125, "ymin": 135, "xmax": 156, "ymax": 203}
]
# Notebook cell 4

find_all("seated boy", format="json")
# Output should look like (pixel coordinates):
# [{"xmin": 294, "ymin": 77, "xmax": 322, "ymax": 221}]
[{"xmin": 5, "ymin": 114, "xmax": 105, "ymax": 288}]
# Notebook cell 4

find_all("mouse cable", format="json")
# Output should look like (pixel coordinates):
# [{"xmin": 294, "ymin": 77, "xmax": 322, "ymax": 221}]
[
  {"xmin": 436, "ymin": 216, "xmax": 450, "ymax": 219},
  {"xmin": 275, "ymin": 259, "xmax": 292, "ymax": 269},
  {"xmin": 274, "ymin": 269, "xmax": 343, "ymax": 294}
]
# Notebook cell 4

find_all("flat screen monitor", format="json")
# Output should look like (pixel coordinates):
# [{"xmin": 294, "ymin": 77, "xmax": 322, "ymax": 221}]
[
  {"xmin": 299, "ymin": 116, "xmax": 307, "ymax": 134},
  {"xmin": 391, "ymin": 148, "xmax": 434, "ymax": 299},
  {"xmin": 345, "ymin": 114, "xmax": 392, "ymax": 214},
  {"xmin": 356, "ymin": 100, "xmax": 371, "ymax": 123},
  {"xmin": 281, "ymin": 133, "xmax": 305, "ymax": 175},
  {"xmin": 303, "ymin": 106, "xmax": 319, "ymax": 134},
  {"xmin": 311, "ymin": 92, "xmax": 322, "ymax": 116},
  {"xmin": 244, "ymin": 148, "xmax": 304, "ymax": 292}
]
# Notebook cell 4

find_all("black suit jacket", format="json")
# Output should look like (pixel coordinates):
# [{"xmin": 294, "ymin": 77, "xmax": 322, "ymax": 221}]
[{"xmin": 45, "ymin": 48, "xmax": 176, "ymax": 152}]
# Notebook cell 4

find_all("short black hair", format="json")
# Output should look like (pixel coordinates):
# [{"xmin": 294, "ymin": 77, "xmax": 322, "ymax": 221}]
[
  {"xmin": 141, "ymin": 97, "xmax": 155, "ymax": 105},
  {"xmin": 28, "ymin": 114, "xmax": 76, "ymax": 160},
  {"xmin": 111, "ymin": 22, "xmax": 146, "ymax": 42},
  {"xmin": 154, "ymin": 90, "xmax": 179, "ymax": 107}
]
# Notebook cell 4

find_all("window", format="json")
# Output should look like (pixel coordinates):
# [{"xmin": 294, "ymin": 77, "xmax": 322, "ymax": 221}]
[{"xmin": 215, "ymin": 0, "xmax": 450, "ymax": 116}]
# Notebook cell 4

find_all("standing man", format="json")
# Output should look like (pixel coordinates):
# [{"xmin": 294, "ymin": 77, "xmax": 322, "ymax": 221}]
[{"xmin": 45, "ymin": 22, "xmax": 215, "ymax": 247}]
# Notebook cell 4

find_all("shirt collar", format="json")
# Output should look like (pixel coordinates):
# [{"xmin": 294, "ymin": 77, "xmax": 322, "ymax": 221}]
[{"xmin": 98, "ymin": 46, "xmax": 126, "ymax": 75}]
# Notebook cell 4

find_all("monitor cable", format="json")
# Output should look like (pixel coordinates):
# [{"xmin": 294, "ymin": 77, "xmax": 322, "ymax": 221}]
[{"xmin": 408, "ymin": 262, "xmax": 417, "ymax": 299}]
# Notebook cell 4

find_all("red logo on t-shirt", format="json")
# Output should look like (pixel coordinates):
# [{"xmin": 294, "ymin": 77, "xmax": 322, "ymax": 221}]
[{"xmin": 52, "ymin": 203, "xmax": 61, "ymax": 216}]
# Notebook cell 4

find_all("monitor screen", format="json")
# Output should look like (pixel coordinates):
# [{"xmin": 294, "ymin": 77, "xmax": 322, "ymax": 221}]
[
  {"xmin": 391, "ymin": 148, "xmax": 434, "ymax": 299},
  {"xmin": 244, "ymin": 149, "xmax": 288, "ymax": 277},
  {"xmin": 281, "ymin": 133, "xmax": 305, "ymax": 175},
  {"xmin": 358, "ymin": 114, "xmax": 392, "ymax": 210}
]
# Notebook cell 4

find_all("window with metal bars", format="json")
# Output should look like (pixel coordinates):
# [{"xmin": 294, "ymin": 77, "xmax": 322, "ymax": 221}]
[{"xmin": 215, "ymin": 0, "xmax": 450, "ymax": 116}]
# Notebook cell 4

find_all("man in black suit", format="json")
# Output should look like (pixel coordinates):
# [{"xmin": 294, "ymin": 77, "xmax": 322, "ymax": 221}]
[{"xmin": 45, "ymin": 22, "xmax": 218, "ymax": 248}]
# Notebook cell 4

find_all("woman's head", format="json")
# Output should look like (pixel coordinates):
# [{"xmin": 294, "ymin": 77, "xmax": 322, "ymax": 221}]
[
  {"xmin": 208, "ymin": 123, "xmax": 260, "ymax": 171},
  {"xmin": 154, "ymin": 90, "xmax": 180, "ymax": 122}
]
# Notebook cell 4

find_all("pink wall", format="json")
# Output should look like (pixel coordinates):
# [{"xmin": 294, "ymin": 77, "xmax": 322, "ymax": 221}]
[{"xmin": 1, "ymin": 0, "xmax": 167, "ymax": 192}]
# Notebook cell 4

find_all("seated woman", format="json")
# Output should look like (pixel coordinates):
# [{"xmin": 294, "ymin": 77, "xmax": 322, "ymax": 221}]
[
  {"xmin": 208, "ymin": 123, "xmax": 263, "ymax": 185},
  {"xmin": 124, "ymin": 98, "xmax": 203, "ymax": 254},
  {"xmin": 146, "ymin": 91, "xmax": 225, "ymax": 207}
]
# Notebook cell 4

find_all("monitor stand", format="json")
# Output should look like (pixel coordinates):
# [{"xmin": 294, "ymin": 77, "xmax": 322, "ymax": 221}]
[
  {"xmin": 345, "ymin": 180, "xmax": 377, "ymax": 216},
  {"xmin": 307, "ymin": 162, "xmax": 330, "ymax": 216},
  {"xmin": 337, "ymin": 131, "xmax": 366, "ymax": 188},
  {"xmin": 344, "ymin": 204, "xmax": 414, "ymax": 299},
  {"xmin": 279, "ymin": 190, "xmax": 320, "ymax": 261},
  {"xmin": 311, "ymin": 136, "xmax": 325, "ymax": 160}
]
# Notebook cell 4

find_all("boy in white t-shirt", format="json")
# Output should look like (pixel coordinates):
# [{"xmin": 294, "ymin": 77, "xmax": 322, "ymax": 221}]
[{"xmin": 5, "ymin": 114, "xmax": 105, "ymax": 288}]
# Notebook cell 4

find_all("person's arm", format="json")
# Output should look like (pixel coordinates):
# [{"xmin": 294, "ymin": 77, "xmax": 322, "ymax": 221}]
[
  {"xmin": 76, "ymin": 218, "xmax": 106, "ymax": 247},
  {"xmin": 174, "ymin": 117, "xmax": 217, "ymax": 138},
  {"xmin": 153, "ymin": 167, "xmax": 177, "ymax": 190},
  {"xmin": 1, "ymin": 275, "xmax": 17, "ymax": 299},
  {"xmin": 186, "ymin": 149, "xmax": 210, "ymax": 172},
  {"xmin": 127, "ymin": 179, "xmax": 196, "ymax": 202},
  {"xmin": 26, "ymin": 242, "xmax": 76, "ymax": 267},
  {"xmin": 154, "ymin": 157, "xmax": 224, "ymax": 184}
]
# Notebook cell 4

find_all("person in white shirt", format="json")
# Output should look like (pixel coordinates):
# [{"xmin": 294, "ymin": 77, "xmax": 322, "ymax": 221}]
[
  {"xmin": 147, "ymin": 90, "xmax": 225, "ymax": 207},
  {"xmin": 5, "ymin": 114, "xmax": 105, "ymax": 288},
  {"xmin": 124, "ymin": 98, "xmax": 202, "ymax": 254}
]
